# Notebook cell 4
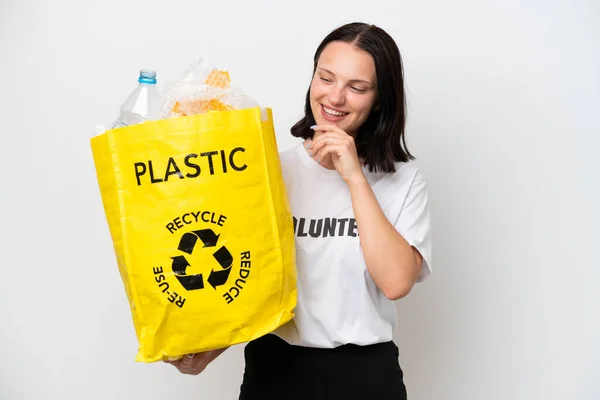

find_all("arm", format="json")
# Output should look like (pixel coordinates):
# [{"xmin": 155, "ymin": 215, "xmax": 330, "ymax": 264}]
[
  {"xmin": 348, "ymin": 177, "xmax": 422, "ymax": 300},
  {"xmin": 309, "ymin": 125, "xmax": 427, "ymax": 300}
]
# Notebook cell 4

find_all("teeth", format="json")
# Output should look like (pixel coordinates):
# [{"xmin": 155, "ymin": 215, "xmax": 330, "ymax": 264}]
[{"xmin": 323, "ymin": 106, "xmax": 347, "ymax": 117}]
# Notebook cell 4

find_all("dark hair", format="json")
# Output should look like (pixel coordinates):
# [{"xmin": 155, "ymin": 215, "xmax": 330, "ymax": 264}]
[{"xmin": 291, "ymin": 22, "xmax": 414, "ymax": 173}]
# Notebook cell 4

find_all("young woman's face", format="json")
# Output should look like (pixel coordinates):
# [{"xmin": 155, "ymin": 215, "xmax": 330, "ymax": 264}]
[{"xmin": 310, "ymin": 41, "xmax": 378, "ymax": 137}]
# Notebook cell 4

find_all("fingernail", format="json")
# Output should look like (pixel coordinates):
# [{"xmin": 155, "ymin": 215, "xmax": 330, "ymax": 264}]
[{"xmin": 310, "ymin": 125, "xmax": 317, "ymax": 129}]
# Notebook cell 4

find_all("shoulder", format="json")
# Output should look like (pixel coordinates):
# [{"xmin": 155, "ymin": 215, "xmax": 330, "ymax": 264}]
[
  {"xmin": 395, "ymin": 160, "xmax": 424, "ymax": 181},
  {"xmin": 377, "ymin": 160, "xmax": 427, "ymax": 190},
  {"xmin": 278, "ymin": 144, "xmax": 300, "ymax": 163},
  {"xmin": 277, "ymin": 142, "xmax": 303, "ymax": 171}
]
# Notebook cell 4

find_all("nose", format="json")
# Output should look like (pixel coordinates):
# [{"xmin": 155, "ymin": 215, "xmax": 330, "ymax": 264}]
[{"xmin": 327, "ymin": 85, "xmax": 346, "ymax": 107}]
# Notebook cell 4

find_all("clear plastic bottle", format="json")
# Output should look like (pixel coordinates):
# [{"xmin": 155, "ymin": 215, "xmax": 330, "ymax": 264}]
[{"xmin": 110, "ymin": 69, "xmax": 162, "ymax": 129}]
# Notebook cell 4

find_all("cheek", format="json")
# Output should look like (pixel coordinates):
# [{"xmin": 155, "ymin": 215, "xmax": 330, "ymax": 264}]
[
  {"xmin": 310, "ymin": 80, "xmax": 327, "ymax": 101},
  {"xmin": 350, "ymin": 95, "xmax": 376, "ymax": 116}
]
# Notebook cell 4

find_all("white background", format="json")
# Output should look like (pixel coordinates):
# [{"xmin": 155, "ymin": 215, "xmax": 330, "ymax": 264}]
[{"xmin": 1, "ymin": 0, "xmax": 599, "ymax": 399}]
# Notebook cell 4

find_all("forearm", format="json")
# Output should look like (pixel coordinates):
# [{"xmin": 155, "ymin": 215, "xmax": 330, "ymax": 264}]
[{"xmin": 348, "ymin": 176, "xmax": 421, "ymax": 300}]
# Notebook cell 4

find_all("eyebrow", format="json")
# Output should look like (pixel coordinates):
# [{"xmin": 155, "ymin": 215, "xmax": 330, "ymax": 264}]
[{"xmin": 317, "ymin": 68, "xmax": 373, "ymax": 85}]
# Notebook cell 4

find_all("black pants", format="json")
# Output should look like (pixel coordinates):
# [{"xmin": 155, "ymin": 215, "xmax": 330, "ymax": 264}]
[{"xmin": 239, "ymin": 334, "xmax": 407, "ymax": 400}]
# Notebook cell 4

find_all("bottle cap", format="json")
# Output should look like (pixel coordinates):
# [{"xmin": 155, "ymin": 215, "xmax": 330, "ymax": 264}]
[{"xmin": 139, "ymin": 69, "xmax": 157, "ymax": 84}]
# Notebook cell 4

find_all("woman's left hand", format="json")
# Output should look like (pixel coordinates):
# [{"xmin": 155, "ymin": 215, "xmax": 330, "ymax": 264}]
[{"xmin": 308, "ymin": 124, "xmax": 366, "ymax": 185}]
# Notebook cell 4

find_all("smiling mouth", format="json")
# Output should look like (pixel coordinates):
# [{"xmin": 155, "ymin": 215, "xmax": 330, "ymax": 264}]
[{"xmin": 322, "ymin": 105, "xmax": 349, "ymax": 117}]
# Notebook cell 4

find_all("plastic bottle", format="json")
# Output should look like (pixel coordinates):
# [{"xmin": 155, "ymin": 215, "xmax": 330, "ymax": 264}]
[{"xmin": 110, "ymin": 69, "xmax": 161, "ymax": 129}]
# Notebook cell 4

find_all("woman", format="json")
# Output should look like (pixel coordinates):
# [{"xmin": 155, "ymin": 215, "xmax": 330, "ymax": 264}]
[{"xmin": 167, "ymin": 22, "xmax": 432, "ymax": 400}]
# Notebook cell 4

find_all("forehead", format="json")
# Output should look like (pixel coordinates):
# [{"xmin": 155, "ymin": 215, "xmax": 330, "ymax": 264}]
[{"xmin": 317, "ymin": 41, "xmax": 376, "ymax": 82}]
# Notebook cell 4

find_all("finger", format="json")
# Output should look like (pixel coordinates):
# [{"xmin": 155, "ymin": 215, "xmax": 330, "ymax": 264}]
[
  {"xmin": 176, "ymin": 360, "xmax": 198, "ymax": 375},
  {"xmin": 311, "ymin": 134, "xmax": 354, "ymax": 155},
  {"xmin": 178, "ymin": 359, "xmax": 209, "ymax": 376},
  {"xmin": 165, "ymin": 354, "xmax": 183, "ymax": 362},
  {"xmin": 310, "ymin": 137, "xmax": 347, "ymax": 157},
  {"xmin": 176, "ymin": 364, "xmax": 193, "ymax": 375},
  {"xmin": 169, "ymin": 361, "xmax": 187, "ymax": 373},
  {"xmin": 177, "ymin": 354, "xmax": 195, "ymax": 369},
  {"xmin": 310, "ymin": 132, "xmax": 351, "ymax": 150},
  {"xmin": 165, "ymin": 356, "xmax": 183, "ymax": 366},
  {"xmin": 312, "ymin": 133, "xmax": 348, "ymax": 145},
  {"xmin": 313, "ymin": 144, "xmax": 347, "ymax": 163},
  {"xmin": 311, "ymin": 128, "xmax": 346, "ymax": 140},
  {"xmin": 191, "ymin": 358, "xmax": 210, "ymax": 374},
  {"xmin": 312, "ymin": 132, "xmax": 354, "ymax": 149},
  {"xmin": 311, "ymin": 124, "xmax": 350, "ymax": 137},
  {"xmin": 311, "ymin": 124, "xmax": 339, "ymax": 132}
]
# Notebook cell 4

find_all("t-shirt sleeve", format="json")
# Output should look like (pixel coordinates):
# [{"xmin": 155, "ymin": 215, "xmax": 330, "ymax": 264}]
[{"xmin": 393, "ymin": 171, "xmax": 432, "ymax": 282}]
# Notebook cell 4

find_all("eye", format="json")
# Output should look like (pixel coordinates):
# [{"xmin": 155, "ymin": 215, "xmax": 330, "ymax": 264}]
[
  {"xmin": 319, "ymin": 77, "xmax": 333, "ymax": 83},
  {"xmin": 350, "ymin": 86, "xmax": 367, "ymax": 93}
]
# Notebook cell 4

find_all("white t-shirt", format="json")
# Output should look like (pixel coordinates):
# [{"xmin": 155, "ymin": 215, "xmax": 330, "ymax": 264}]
[{"xmin": 273, "ymin": 142, "xmax": 432, "ymax": 348}]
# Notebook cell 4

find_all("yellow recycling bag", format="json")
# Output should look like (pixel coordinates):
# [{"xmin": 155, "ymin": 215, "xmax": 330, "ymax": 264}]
[{"xmin": 90, "ymin": 107, "xmax": 296, "ymax": 362}]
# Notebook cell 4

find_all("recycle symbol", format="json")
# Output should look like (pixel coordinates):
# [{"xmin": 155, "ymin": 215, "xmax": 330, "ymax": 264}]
[{"xmin": 171, "ymin": 229, "xmax": 233, "ymax": 291}]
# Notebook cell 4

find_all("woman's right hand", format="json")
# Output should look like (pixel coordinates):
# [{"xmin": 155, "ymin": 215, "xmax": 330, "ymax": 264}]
[{"xmin": 164, "ymin": 347, "xmax": 228, "ymax": 375}]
